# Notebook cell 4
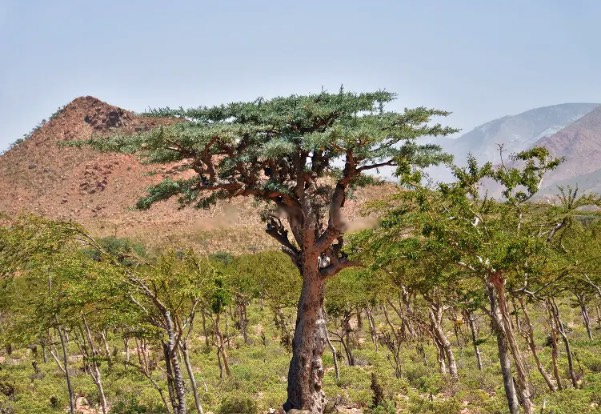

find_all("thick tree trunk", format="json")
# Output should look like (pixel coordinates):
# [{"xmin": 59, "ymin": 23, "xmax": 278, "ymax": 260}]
[
  {"xmin": 355, "ymin": 305, "xmax": 363, "ymax": 330},
  {"xmin": 486, "ymin": 283, "xmax": 520, "ymax": 414},
  {"xmin": 433, "ymin": 335, "xmax": 448, "ymax": 375},
  {"xmin": 284, "ymin": 270, "xmax": 327, "ymax": 413},
  {"xmin": 163, "ymin": 342, "xmax": 178, "ymax": 412}
]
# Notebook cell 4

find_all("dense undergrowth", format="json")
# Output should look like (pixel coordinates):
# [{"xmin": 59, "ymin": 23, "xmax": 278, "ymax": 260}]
[
  {"xmin": 1, "ymin": 297, "xmax": 601, "ymax": 413},
  {"xmin": 1, "ymin": 220, "xmax": 601, "ymax": 413}
]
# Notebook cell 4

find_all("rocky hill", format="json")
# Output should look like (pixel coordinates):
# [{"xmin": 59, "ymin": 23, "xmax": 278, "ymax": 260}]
[
  {"xmin": 532, "ymin": 105, "xmax": 601, "ymax": 195},
  {"xmin": 0, "ymin": 97, "xmax": 388, "ymax": 253}
]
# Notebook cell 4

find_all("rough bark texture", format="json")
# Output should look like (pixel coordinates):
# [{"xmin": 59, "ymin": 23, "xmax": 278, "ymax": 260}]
[
  {"xmin": 365, "ymin": 307, "xmax": 379, "ymax": 352},
  {"xmin": 284, "ymin": 269, "xmax": 327, "ymax": 413}
]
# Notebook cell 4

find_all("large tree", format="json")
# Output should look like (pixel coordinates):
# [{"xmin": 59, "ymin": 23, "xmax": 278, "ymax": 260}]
[{"xmin": 81, "ymin": 89, "xmax": 455, "ymax": 412}]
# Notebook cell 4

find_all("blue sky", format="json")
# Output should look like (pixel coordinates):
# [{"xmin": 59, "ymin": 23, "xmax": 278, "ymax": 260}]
[{"xmin": 1, "ymin": 0, "xmax": 600, "ymax": 152}]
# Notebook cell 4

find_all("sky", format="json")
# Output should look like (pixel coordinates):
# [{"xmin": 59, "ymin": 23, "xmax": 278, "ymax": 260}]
[{"xmin": 1, "ymin": 0, "xmax": 601, "ymax": 152}]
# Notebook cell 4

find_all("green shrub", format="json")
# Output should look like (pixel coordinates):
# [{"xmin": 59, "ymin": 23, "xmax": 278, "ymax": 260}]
[
  {"xmin": 404, "ymin": 364, "xmax": 444, "ymax": 394},
  {"xmin": 407, "ymin": 395, "xmax": 462, "ymax": 414},
  {"xmin": 218, "ymin": 395, "xmax": 258, "ymax": 414}
]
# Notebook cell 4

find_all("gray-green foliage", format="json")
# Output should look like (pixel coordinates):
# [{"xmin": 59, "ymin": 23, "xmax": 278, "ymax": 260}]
[{"xmin": 76, "ymin": 89, "xmax": 455, "ymax": 211}]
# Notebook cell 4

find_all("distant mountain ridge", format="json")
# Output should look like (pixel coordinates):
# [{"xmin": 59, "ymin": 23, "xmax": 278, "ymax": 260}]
[
  {"xmin": 442, "ymin": 102, "xmax": 599, "ymax": 166},
  {"xmin": 532, "ymin": 105, "xmax": 601, "ymax": 195},
  {"xmin": 427, "ymin": 103, "xmax": 601, "ymax": 193}
]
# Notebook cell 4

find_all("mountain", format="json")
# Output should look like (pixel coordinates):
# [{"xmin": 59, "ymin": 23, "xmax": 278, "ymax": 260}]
[
  {"xmin": 426, "ymin": 103, "xmax": 598, "ymax": 181},
  {"xmin": 0, "ymin": 97, "xmax": 389, "ymax": 252},
  {"xmin": 442, "ymin": 103, "xmax": 599, "ymax": 166},
  {"xmin": 532, "ymin": 106, "xmax": 601, "ymax": 195}
]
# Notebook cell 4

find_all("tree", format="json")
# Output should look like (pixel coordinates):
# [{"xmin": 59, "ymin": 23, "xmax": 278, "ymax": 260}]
[
  {"xmin": 80, "ymin": 89, "xmax": 455, "ymax": 412},
  {"xmin": 85, "ymin": 237, "xmax": 216, "ymax": 414},
  {"xmin": 0, "ymin": 216, "xmax": 86, "ymax": 414},
  {"xmin": 356, "ymin": 149, "xmax": 562, "ymax": 414}
]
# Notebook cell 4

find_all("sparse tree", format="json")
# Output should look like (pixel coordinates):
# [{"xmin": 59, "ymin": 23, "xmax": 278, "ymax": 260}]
[{"xmin": 79, "ymin": 89, "xmax": 455, "ymax": 412}]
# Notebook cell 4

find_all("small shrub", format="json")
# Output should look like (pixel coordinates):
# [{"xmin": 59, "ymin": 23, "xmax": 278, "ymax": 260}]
[
  {"xmin": 218, "ymin": 395, "xmax": 258, "ymax": 414},
  {"xmin": 111, "ymin": 396, "xmax": 164, "ymax": 414},
  {"xmin": 405, "ymin": 364, "xmax": 444, "ymax": 394}
]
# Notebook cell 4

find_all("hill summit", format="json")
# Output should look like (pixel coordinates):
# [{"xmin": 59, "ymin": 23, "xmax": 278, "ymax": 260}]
[{"xmin": 0, "ymin": 97, "xmax": 385, "ymax": 252}]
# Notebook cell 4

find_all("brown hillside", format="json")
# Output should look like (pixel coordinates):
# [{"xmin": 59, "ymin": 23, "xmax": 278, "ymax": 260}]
[
  {"xmin": 0, "ymin": 97, "xmax": 391, "ymax": 253},
  {"xmin": 532, "ymin": 106, "xmax": 601, "ymax": 194}
]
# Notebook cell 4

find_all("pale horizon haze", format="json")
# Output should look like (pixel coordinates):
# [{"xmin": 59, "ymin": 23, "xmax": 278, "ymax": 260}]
[{"xmin": 1, "ymin": 0, "xmax": 601, "ymax": 152}]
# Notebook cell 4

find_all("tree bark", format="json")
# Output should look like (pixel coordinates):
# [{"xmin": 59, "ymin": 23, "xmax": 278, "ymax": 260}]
[
  {"xmin": 284, "ymin": 270, "xmax": 327, "ymax": 413},
  {"xmin": 518, "ymin": 298, "xmax": 556, "ymax": 392},
  {"xmin": 490, "ymin": 273, "xmax": 533, "ymax": 414},
  {"xmin": 181, "ymin": 341, "xmax": 204, "ymax": 414},
  {"xmin": 82, "ymin": 317, "xmax": 108, "ymax": 414},
  {"xmin": 163, "ymin": 310, "xmax": 187, "ymax": 414},
  {"xmin": 466, "ymin": 310, "xmax": 483, "ymax": 371},
  {"xmin": 575, "ymin": 293, "xmax": 593, "ymax": 340},
  {"xmin": 341, "ymin": 312, "xmax": 355, "ymax": 366},
  {"xmin": 549, "ymin": 298, "xmax": 579, "ymax": 388},
  {"xmin": 57, "ymin": 325, "xmax": 75, "ymax": 414},
  {"xmin": 237, "ymin": 299, "xmax": 250, "ymax": 345},
  {"xmin": 322, "ymin": 307, "xmax": 340, "ymax": 381},
  {"xmin": 214, "ymin": 312, "xmax": 231, "ymax": 378},
  {"xmin": 201, "ymin": 310, "xmax": 210, "ymax": 349},
  {"xmin": 545, "ymin": 301, "xmax": 564, "ymax": 391},
  {"xmin": 365, "ymin": 306, "xmax": 379, "ymax": 352},
  {"xmin": 486, "ymin": 282, "xmax": 520, "ymax": 414},
  {"xmin": 427, "ymin": 302, "xmax": 458, "ymax": 379},
  {"xmin": 124, "ymin": 337, "xmax": 130, "ymax": 369}
]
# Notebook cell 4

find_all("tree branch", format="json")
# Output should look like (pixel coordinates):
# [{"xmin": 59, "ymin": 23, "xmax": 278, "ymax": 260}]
[{"xmin": 357, "ymin": 159, "xmax": 396, "ymax": 172}]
